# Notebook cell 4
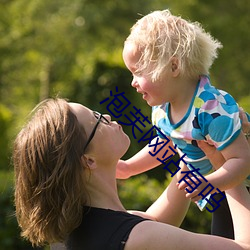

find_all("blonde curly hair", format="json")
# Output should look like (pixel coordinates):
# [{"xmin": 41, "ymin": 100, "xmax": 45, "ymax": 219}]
[
  {"xmin": 13, "ymin": 98, "xmax": 88, "ymax": 246},
  {"xmin": 125, "ymin": 9, "xmax": 222, "ymax": 81}
]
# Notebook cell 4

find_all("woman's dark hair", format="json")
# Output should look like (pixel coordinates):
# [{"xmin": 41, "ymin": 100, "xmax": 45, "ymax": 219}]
[{"xmin": 13, "ymin": 98, "xmax": 88, "ymax": 246}]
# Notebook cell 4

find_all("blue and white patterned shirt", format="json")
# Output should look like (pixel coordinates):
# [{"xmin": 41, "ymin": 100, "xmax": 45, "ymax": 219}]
[{"xmin": 152, "ymin": 75, "xmax": 242, "ymax": 176}]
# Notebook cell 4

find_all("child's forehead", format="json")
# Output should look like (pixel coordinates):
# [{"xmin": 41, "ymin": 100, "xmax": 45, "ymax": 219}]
[
  {"xmin": 124, "ymin": 42, "xmax": 140, "ymax": 55},
  {"xmin": 123, "ymin": 42, "xmax": 142, "ymax": 65}
]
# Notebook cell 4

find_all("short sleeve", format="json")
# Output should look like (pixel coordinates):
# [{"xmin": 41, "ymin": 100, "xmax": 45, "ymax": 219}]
[
  {"xmin": 197, "ymin": 89, "xmax": 241, "ymax": 151},
  {"xmin": 151, "ymin": 104, "xmax": 171, "ymax": 139}
]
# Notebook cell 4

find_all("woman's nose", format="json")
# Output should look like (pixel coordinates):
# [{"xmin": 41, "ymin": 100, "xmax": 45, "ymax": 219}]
[{"xmin": 103, "ymin": 114, "xmax": 112, "ymax": 122}]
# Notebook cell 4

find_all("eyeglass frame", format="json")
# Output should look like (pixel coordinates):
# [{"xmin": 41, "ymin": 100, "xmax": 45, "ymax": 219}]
[{"xmin": 83, "ymin": 111, "xmax": 110, "ymax": 152}]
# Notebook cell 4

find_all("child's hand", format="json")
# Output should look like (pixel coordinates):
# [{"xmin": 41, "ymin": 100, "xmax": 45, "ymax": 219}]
[
  {"xmin": 177, "ymin": 176, "xmax": 215, "ymax": 202},
  {"xmin": 116, "ymin": 160, "xmax": 131, "ymax": 179}
]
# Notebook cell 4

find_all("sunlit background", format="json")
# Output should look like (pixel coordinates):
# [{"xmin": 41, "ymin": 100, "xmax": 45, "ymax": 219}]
[{"xmin": 0, "ymin": 0, "xmax": 249, "ymax": 249}]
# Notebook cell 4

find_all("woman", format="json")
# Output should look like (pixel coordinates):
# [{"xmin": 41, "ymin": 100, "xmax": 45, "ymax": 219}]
[{"xmin": 13, "ymin": 98, "xmax": 250, "ymax": 249}]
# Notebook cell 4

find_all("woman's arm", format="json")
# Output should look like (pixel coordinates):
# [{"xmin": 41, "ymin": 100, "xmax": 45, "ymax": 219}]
[
  {"xmin": 125, "ymin": 184, "xmax": 250, "ymax": 250},
  {"xmin": 226, "ymin": 184, "xmax": 250, "ymax": 243},
  {"xmin": 129, "ymin": 163, "xmax": 190, "ymax": 227},
  {"xmin": 145, "ymin": 165, "xmax": 190, "ymax": 227},
  {"xmin": 127, "ymin": 112, "xmax": 250, "ymax": 249}
]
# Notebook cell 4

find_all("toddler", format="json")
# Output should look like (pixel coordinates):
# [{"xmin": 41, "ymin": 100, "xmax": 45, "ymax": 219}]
[{"xmin": 119, "ymin": 9, "xmax": 250, "ymax": 238}]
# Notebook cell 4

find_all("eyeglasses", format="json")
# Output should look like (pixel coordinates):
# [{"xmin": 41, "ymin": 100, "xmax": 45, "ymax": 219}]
[{"xmin": 84, "ymin": 111, "xmax": 110, "ymax": 151}]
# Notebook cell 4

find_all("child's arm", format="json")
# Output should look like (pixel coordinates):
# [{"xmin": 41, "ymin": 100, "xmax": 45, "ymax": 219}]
[
  {"xmin": 208, "ymin": 131, "xmax": 250, "ymax": 188},
  {"xmin": 179, "ymin": 131, "xmax": 250, "ymax": 200},
  {"xmin": 116, "ymin": 137, "xmax": 175, "ymax": 179}
]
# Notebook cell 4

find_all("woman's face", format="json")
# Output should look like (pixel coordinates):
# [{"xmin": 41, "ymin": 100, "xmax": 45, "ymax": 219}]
[{"xmin": 68, "ymin": 103, "xmax": 130, "ymax": 162}]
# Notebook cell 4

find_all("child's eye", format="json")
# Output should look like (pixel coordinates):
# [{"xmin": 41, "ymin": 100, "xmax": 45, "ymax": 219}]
[{"xmin": 133, "ymin": 71, "xmax": 142, "ymax": 77}]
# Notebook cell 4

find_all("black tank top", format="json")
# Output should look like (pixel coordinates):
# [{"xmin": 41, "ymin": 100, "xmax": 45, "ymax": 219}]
[{"xmin": 66, "ymin": 206, "xmax": 148, "ymax": 250}]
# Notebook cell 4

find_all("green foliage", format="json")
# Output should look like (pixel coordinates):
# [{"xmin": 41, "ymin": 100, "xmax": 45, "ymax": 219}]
[
  {"xmin": 182, "ymin": 202, "xmax": 212, "ymax": 234},
  {"xmin": 0, "ymin": 171, "xmax": 44, "ymax": 249},
  {"xmin": 118, "ymin": 173, "xmax": 212, "ymax": 234},
  {"xmin": 0, "ymin": 104, "xmax": 13, "ymax": 170},
  {"xmin": 118, "ymin": 174, "xmax": 163, "ymax": 210},
  {"xmin": 0, "ymin": 0, "xmax": 249, "ymax": 248},
  {"xmin": 1, "ymin": 0, "xmax": 249, "ymax": 154},
  {"xmin": 185, "ymin": 1, "xmax": 250, "ymax": 100},
  {"xmin": 239, "ymin": 95, "xmax": 250, "ymax": 113}
]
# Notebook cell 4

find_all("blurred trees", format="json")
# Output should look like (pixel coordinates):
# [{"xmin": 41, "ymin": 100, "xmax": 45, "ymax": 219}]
[
  {"xmin": 0, "ymin": 0, "xmax": 249, "ymax": 249},
  {"xmin": 1, "ymin": 0, "xmax": 249, "ymax": 168}
]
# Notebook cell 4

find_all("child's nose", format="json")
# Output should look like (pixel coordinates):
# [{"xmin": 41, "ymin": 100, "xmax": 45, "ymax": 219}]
[{"xmin": 131, "ymin": 78, "xmax": 138, "ymax": 88}]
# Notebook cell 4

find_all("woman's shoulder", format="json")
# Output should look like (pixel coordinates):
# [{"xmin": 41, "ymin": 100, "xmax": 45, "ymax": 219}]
[{"xmin": 66, "ymin": 206, "xmax": 148, "ymax": 250}]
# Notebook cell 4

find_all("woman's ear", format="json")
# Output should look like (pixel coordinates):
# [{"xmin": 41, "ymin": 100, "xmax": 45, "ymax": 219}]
[
  {"xmin": 82, "ymin": 155, "xmax": 97, "ymax": 169},
  {"xmin": 170, "ymin": 57, "xmax": 180, "ymax": 77}
]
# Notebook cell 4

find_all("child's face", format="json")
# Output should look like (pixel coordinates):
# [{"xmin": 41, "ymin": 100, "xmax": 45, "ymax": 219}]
[{"xmin": 123, "ymin": 43, "xmax": 174, "ymax": 106}]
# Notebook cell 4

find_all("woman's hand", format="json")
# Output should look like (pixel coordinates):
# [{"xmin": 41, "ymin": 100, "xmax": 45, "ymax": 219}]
[
  {"xmin": 239, "ymin": 107, "xmax": 250, "ymax": 141},
  {"xmin": 197, "ymin": 141, "xmax": 225, "ymax": 170}
]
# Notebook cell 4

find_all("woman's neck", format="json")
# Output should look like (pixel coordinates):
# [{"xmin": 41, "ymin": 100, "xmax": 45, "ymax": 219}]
[{"xmin": 84, "ymin": 165, "xmax": 126, "ymax": 212}]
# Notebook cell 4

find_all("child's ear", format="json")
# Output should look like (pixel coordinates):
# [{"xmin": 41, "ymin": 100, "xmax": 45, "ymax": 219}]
[
  {"xmin": 171, "ymin": 63, "xmax": 177, "ymax": 72},
  {"xmin": 171, "ymin": 57, "xmax": 180, "ymax": 77}
]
